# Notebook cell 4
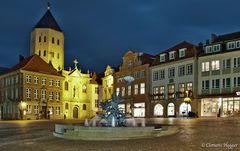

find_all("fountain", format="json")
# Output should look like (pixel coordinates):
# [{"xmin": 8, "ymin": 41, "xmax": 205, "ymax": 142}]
[{"xmin": 53, "ymin": 76, "xmax": 178, "ymax": 140}]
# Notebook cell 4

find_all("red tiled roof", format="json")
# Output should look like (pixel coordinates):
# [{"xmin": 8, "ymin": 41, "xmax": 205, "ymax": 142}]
[{"xmin": 6, "ymin": 55, "xmax": 62, "ymax": 76}]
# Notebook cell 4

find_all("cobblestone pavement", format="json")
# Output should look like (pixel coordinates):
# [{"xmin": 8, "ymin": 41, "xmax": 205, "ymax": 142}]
[{"xmin": 0, "ymin": 117, "xmax": 239, "ymax": 151}]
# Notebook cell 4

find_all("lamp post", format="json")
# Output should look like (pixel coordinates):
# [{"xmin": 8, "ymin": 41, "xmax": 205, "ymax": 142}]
[
  {"xmin": 184, "ymin": 91, "xmax": 191, "ymax": 118},
  {"xmin": 19, "ymin": 101, "xmax": 27, "ymax": 120}
]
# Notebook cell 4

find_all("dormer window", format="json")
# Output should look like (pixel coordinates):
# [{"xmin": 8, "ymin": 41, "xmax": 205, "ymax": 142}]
[
  {"xmin": 169, "ymin": 51, "xmax": 175, "ymax": 60},
  {"xmin": 227, "ymin": 41, "xmax": 235, "ymax": 50},
  {"xmin": 213, "ymin": 44, "xmax": 220, "ymax": 52},
  {"xmin": 236, "ymin": 41, "xmax": 240, "ymax": 48},
  {"xmin": 179, "ymin": 48, "xmax": 186, "ymax": 58},
  {"xmin": 160, "ymin": 54, "xmax": 166, "ymax": 62},
  {"xmin": 205, "ymin": 46, "xmax": 212, "ymax": 53}
]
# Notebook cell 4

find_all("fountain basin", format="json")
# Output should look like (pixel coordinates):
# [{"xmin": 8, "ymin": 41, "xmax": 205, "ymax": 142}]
[{"xmin": 53, "ymin": 124, "xmax": 178, "ymax": 141}]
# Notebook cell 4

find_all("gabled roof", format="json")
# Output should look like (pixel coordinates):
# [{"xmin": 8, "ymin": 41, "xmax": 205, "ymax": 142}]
[
  {"xmin": 34, "ymin": 9, "xmax": 62, "ymax": 32},
  {"xmin": 6, "ymin": 55, "xmax": 62, "ymax": 76}
]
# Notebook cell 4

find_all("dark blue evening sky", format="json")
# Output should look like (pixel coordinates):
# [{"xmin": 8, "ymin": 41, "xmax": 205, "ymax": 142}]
[{"xmin": 0, "ymin": 0, "xmax": 240, "ymax": 73}]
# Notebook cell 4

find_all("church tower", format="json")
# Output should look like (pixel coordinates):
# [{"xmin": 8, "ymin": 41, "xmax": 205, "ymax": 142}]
[{"xmin": 30, "ymin": 4, "xmax": 64, "ymax": 71}]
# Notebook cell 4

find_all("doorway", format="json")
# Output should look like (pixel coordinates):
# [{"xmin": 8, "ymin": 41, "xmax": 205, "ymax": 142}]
[
  {"xmin": 73, "ymin": 106, "xmax": 78, "ymax": 119},
  {"xmin": 167, "ymin": 103, "xmax": 175, "ymax": 116}
]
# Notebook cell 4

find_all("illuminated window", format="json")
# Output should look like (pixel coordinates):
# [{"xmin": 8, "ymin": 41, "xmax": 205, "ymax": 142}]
[
  {"xmin": 211, "ymin": 60, "xmax": 220, "ymax": 70},
  {"xmin": 121, "ymin": 87, "xmax": 125, "ymax": 96},
  {"xmin": 178, "ymin": 83, "xmax": 185, "ymax": 97},
  {"xmin": 34, "ymin": 89, "xmax": 38, "ymax": 99},
  {"xmin": 56, "ymin": 107, "xmax": 60, "ymax": 115},
  {"xmin": 56, "ymin": 92, "xmax": 60, "ymax": 101},
  {"xmin": 140, "ymin": 83, "xmax": 145, "ymax": 94},
  {"xmin": 160, "ymin": 86, "xmax": 165, "ymax": 99},
  {"xmin": 168, "ymin": 84, "xmax": 175, "ymax": 99},
  {"xmin": 49, "ymin": 79, "xmax": 53, "ymax": 86},
  {"xmin": 202, "ymin": 62, "xmax": 210, "ymax": 72},
  {"xmin": 26, "ymin": 88, "xmax": 31, "ymax": 98},
  {"xmin": 49, "ymin": 91, "xmax": 53, "ymax": 100},
  {"xmin": 187, "ymin": 83, "xmax": 193, "ymax": 91},
  {"xmin": 34, "ymin": 76, "xmax": 39, "ymax": 84},
  {"xmin": 56, "ymin": 80, "xmax": 60, "ymax": 87},
  {"xmin": 127, "ymin": 85, "xmax": 131, "ymax": 96},
  {"xmin": 134, "ymin": 84, "xmax": 138, "ymax": 95},
  {"xmin": 26, "ymin": 105, "xmax": 31, "ymax": 114},
  {"xmin": 34, "ymin": 106, "xmax": 39, "ymax": 114},
  {"xmin": 116, "ymin": 88, "xmax": 120, "ymax": 96},
  {"xmin": 42, "ymin": 78, "xmax": 46, "ymax": 85},
  {"xmin": 153, "ymin": 87, "xmax": 159, "ymax": 99},
  {"xmin": 26, "ymin": 75, "xmax": 31, "ymax": 83},
  {"xmin": 41, "ymin": 90, "xmax": 46, "ymax": 100}
]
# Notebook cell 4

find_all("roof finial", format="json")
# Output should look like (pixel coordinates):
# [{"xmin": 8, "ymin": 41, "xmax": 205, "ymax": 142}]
[
  {"xmin": 73, "ymin": 59, "xmax": 79, "ymax": 69},
  {"xmin": 47, "ymin": 2, "xmax": 51, "ymax": 10}
]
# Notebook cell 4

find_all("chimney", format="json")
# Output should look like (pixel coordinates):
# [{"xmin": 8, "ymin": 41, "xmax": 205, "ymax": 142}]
[
  {"xmin": 19, "ymin": 55, "xmax": 24, "ymax": 62},
  {"xmin": 211, "ymin": 34, "xmax": 217, "ymax": 43}
]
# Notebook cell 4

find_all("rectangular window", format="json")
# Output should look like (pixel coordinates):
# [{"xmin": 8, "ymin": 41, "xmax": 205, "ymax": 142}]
[
  {"xmin": 116, "ymin": 88, "xmax": 120, "ymax": 96},
  {"xmin": 153, "ymin": 71, "xmax": 159, "ymax": 81},
  {"xmin": 34, "ymin": 89, "xmax": 38, "ymax": 99},
  {"xmin": 159, "ymin": 69, "xmax": 165, "ymax": 79},
  {"xmin": 26, "ymin": 75, "xmax": 31, "ymax": 83},
  {"xmin": 212, "ymin": 79, "xmax": 220, "ymax": 89},
  {"xmin": 202, "ymin": 80, "xmax": 209, "ymax": 90},
  {"xmin": 34, "ymin": 76, "xmax": 39, "ymax": 84},
  {"xmin": 160, "ymin": 54, "xmax": 166, "ymax": 62},
  {"xmin": 234, "ymin": 77, "xmax": 240, "ymax": 87},
  {"xmin": 211, "ymin": 60, "xmax": 220, "ymax": 70},
  {"xmin": 140, "ymin": 83, "xmax": 145, "ymax": 94},
  {"xmin": 169, "ymin": 51, "xmax": 175, "ymax": 60},
  {"xmin": 234, "ymin": 57, "xmax": 240, "ymax": 67},
  {"xmin": 15, "ymin": 75, "xmax": 19, "ymax": 84},
  {"xmin": 236, "ymin": 41, "xmax": 240, "ymax": 48},
  {"xmin": 226, "ymin": 78, "xmax": 231, "ymax": 88},
  {"xmin": 140, "ymin": 70, "xmax": 145, "ymax": 78},
  {"xmin": 223, "ymin": 59, "xmax": 231, "ymax": 69},
  {"xmin": 168, "ymin": 68, "xmax": 175, "ymax": 78},
  {"xmin": 160, "ymin": 86, "xmax": 165, "ymax": 99},
  {"xmin": 26, "ymin": 105, "xmax": 31, "ymax": 114},
  {"xmin": 49, "ymin": 79, "xmax": 53, "ymax": 86},
  {"xmin": 178, "ymin": 65, "xmax": 185, "ymax": 77},
  {"xmin": 213, "ymin": 44, "xmax": 220, "ymax": 52},
  {"xmin": 186, "ymin": 64, "xmax": 193, "ymax": 75},
  {"xmin": 179, "ymin": 48, "xmax": 186, "ymax": 58},
  {"xmin": 121, "ymin": 87, "xmax": 125, "ymax": 96},
  {"xmin": 57, "ymin": 39, "xmax": 60, "ymax": 45},
  {"xmin": 127, "ymin": 85, "xmax": 131, "ymax": 96},
  {"xmin": 168, "ymin": 84, "xmax": 175, "ymax": 99},
  {"xmin": 205, "ymin": 46, "xmax": 212, "ymax": 53},
  {"xmin": 134, "ymin": 84, "xmax": 138, "ymax": 95},
  {"xmin": 41, "ymin": 90, "xmax": 46, "ymax": 100},
  {"xmin": 153, "ymin": 87, "xmax": 159, "ymax": 99},
  {"xmin": 56, "ymin": 80, "xmax": 60, "ymax": 87},
  {"xmin": 56, "ymin": 107, "xmax": 60, "ymax": 115},
  {"xmin": 227, "ymin": 41, "xmax": 235, "ymax": 50},
  {"xmin": 26, "ymin": 88, "xmax": 31, "ymax": 98},
  {"xmin": 34, "ymin": 106, "xmax": 39, "ymax": 114},
  {"xmin": 56, "ymin": 92, "xmax": 60, "ymax": 101},
  {"xmin": 52, "ymin": 37, "xmax": 55, "ymax": 44},
  {"xmin": 15, "ymin": 88, "xmax": 18, "ymax": 99},
  {"xmin": 42, "ymin": 78, "xmax": 46, "ymax": 85},
  {"xmin": 95, "ymin": 100, "xmax": 99, "ymax": 108},
  {"xmin": 187, "ymin": 82, "xmax": 193, "ymax": 91},
  {"xmin": 49, "ymin": 91, "xmax": 53, "ymax": 100},
  {"xmin": 202, "ymin": 62, "xmax": 210, "ymax": 72},
  {"xmin": 178, "ymin": 83, "xmax": 185, "ymax": 97}
]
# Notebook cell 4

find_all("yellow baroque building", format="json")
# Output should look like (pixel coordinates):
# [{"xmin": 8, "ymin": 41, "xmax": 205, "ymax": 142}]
[
  {"xmin": 0, "ymin": 5, "xmax": 101, "ymax": 120},
  {"xmin": 102, "ymin": 65, "xmax": 114, "ymax": 101}
]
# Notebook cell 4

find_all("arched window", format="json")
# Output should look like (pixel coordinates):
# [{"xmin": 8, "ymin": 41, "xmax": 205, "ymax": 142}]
[
  {"xmin": 83, "ymin": 104, "xmax": 86, "ymax": 110},
  {"xmin": 154, "ymin": 104, "xmax": 164, "ymax": 116},
  {"xmin": 65, "ymin": 103, "xmax": 69, "ymax": 110},
  {"xmin": 65, "ymin": 81, "xmax": 68, "ymax": 91},
  {"xmin": 57, "ymin": 39, "xmax": 60, "ymax": 45},
  {"xmin": 39, "ymin": 36, "xmax": 41, "ymax": 42},
  {"xmin": 38, "ymin": 50, "xmax": 41, "ymax": 56},
  {"xmin": 44, "ymin": 50, "xmax": 46, "ymax": 56},
  {"xmin": 167, "ymin": 103, "xmax": 175, "ymax": 116},
  {"xmin": 52, "ymin": 37, "xmax": 54, "ymax": 44},
  {"xmin": 44, "ymin": 36, "xmax": 47, "ymax": 42}
]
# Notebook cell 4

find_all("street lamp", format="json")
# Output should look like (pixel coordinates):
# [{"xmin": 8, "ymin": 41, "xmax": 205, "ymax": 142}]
[
  {"xmin": 184, "ymin": 90, "xmax": 191, "ymax": 118},
  {"xmin": 19, "ymin": 101, "xmax": 27, "ymax": 120}
]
